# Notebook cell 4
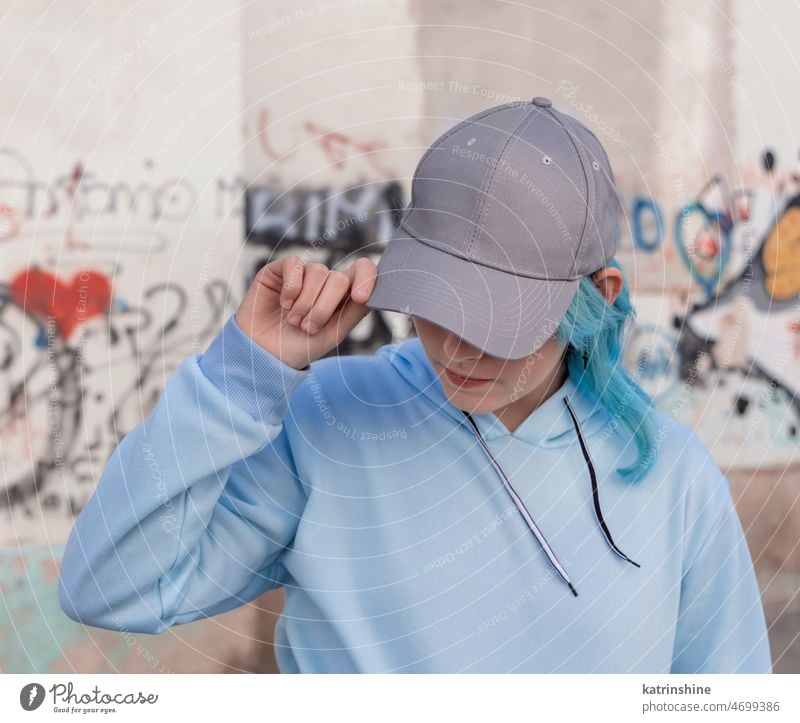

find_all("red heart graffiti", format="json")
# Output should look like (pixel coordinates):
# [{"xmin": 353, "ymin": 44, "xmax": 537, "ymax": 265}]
[{"xmin": 9, "ymin": 268, "xmax": 112, "ymax": 340}]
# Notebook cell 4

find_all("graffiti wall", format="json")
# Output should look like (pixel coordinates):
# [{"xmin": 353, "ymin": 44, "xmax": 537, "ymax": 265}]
[
  {"xmin": 12, "ymin": 4, "xmax": 795, "ymax": 542},
  {"xmin": 1, "ymin": 0, "xmax": 797, "ymax": 673},
  {"xmin": 0, "ymin": 149, "xmax": 247, "ymax": 546},
  {"xmin": 0, "ymin": 0, "xmax": 252, "ymax": 674},
  {"xmin": 618, "ymin": 155, "xmax": 800, "ymax": 466}
]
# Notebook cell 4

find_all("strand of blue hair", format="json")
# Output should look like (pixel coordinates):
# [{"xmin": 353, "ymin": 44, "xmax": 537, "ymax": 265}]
[{"xmin": 555, "ymin": 257, "xmax": 658, "ymax": 484}]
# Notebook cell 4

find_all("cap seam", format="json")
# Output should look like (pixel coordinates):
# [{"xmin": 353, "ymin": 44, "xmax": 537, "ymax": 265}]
[
  {"xmin": 408, "ymin": 102, "xmax": 527, "ymax": 215},
  {"xmin": 554, "ymin": 113, "xmax": 620, "ymax": 271},
  {"xmin": 583, "ymin": 126, "xmax": 620, "ymax": 269},
  {"xmin": 466, "ymin": 108, "xmax": 536, "ymax": 259},
  {"xmin": 550, "ymin": 110, "xmax": 593, "ymax": 276}
]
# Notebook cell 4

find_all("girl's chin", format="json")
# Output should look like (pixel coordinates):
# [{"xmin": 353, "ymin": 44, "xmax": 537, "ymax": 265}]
[{"xmin": 446, "ymin": 394, "xmax": 503, "ymax": 414}]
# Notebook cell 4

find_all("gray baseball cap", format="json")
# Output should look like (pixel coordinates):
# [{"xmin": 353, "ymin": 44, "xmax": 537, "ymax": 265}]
[{"xmin": 366, "ymin": 95, "xmax": 622, "ymax": 360}]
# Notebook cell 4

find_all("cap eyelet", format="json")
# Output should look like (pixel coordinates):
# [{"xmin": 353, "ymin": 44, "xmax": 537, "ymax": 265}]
[
  {"xmin": 592, "ymin": 160, "xmax": 600, "ymax": 170},
  {"xmin": 542, "ymin": 155, "xmax": 551, "ymax": 165}
]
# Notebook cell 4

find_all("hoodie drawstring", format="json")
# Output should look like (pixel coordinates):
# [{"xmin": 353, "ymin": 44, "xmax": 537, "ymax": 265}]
[
  {"xmin": 461, "ymin": 395, "xmax": 640, "ymax": 599},
  {"xmin": 462, "ymin": 409, "xmax": 578, "ymax": 597},
  {"xmin": 563, "ymin": 397, "xmax": 641, "ymax": 570}
]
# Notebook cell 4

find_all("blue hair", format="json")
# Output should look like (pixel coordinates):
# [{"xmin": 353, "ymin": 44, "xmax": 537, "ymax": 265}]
[{"xmin": 555, "ymin": 257, "xmax": 658, "ymax": 484}]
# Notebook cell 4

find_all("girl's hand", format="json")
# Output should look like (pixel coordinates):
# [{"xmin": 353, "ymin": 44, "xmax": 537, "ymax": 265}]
[{"xmin": 234, "ymin": 255, "xmax": 378, "ymax": 370}]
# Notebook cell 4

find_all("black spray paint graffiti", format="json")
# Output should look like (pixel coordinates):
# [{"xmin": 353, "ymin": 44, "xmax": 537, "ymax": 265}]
[
  {"xmin": 0, "ymin": 147, "xmax": 245, "ymax": 229},
  {"xmin": 0, "ymin": 278, "xmax": 236, "ymax": 520},
  {"xmin": 245, "ymin": 181, "xmax": 406, "ymax": 357},
  {"xmin": 245, "ymin": 181, "xmax": 403, "ymax": 249}
]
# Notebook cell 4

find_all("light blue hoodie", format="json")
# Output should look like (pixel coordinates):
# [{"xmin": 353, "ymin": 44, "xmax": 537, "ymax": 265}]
[{"xmin": 59, "ymin": 312, "xmax": 773, "ymax": 673}]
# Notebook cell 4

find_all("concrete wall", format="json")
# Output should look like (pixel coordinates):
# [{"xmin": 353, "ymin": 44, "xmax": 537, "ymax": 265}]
[
  {"xmin": 0, "ymin": 0, "xmax": 797, "ymax": 673},
  {"xmin": 0, "ymin": 0, "xmax": 252, "ymax": 673}
]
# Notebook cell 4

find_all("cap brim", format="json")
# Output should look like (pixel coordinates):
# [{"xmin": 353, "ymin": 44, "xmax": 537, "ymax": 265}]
[{"xmin": 365, "ymin": 228, "xmax": 578, "ymax": 360}]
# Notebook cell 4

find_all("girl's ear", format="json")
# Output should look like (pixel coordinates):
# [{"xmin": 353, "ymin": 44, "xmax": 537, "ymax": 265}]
[{"xmin": 591, "ymin": 267, "xmax": 624, "ymax": 305}]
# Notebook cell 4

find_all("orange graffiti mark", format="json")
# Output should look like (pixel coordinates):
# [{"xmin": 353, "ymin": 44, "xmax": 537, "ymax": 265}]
[
  {"xmin": 304, "ymin": 120, "xmax": 392, "ymax": 175},
  {"xmin": 0, "ymin": 203, "xmax": 20, "ymax": 239},
  {"xmin": 762, "ymin": 206, "xmax": 800, "ymax": 301},
  {"xmin": 256, "ymin": 107, "xmax": 393, "ymax": 175},
  {"xmin": 257, "ymin": 108, "xmax": 290, "ymax": 161},
  {"xmin": 64, "ymin": 231, "xmax": 90, "ymax": 251}
]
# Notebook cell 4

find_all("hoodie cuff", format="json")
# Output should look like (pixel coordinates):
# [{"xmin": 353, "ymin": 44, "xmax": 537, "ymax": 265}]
[{"xmin": 198, "ymin": 313, "xmax": 310, "ymax": 424}]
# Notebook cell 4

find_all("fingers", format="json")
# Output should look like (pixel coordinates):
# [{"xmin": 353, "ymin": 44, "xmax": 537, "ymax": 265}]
[
  {"xmin": 277, "ymin": 255, "xmax": 305, "ymax": 309},
  {"xmin": 348, "ymin": 257, "xmax": 378, "ymax": 303},
  {"xmin": 282, "ymin": 257, "xmax": 378, "ymax": 334},
  {"xmin": 295, "ymin": 268, "xmax": 351, "ymax": 333},
  {"xmin": 284, "ymin": 262, "xmax": 328, "ymax": 330}
]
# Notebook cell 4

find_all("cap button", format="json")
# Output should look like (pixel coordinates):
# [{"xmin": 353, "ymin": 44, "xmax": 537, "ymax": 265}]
[{"xmin": 531, "ymin": 96, "xmax": 552, "ymax": 108}]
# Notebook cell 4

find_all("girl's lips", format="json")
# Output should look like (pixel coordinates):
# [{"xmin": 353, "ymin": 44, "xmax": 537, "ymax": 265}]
[{"xmin": 444, "ymin": 367, "xmax": 493, "ymax": 388}]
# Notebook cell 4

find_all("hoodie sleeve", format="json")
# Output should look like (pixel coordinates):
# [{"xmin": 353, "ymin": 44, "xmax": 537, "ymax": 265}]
[
  {"xmin": 58, "ymin": 312, "xmax": 311, "ymax": 634},
  {"xmin": 670, "ymin": 433, "xmax": 772, "ymax": 673}
]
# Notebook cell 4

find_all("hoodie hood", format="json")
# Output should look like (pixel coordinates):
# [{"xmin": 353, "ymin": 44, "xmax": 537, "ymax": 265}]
[
  {"xmin": 378, "ymin": 336, "xmax": 611, "ymax": 447},
  {"xmin": 374, "ymin": 335, "xmax": 638, "ymax": 599}
]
